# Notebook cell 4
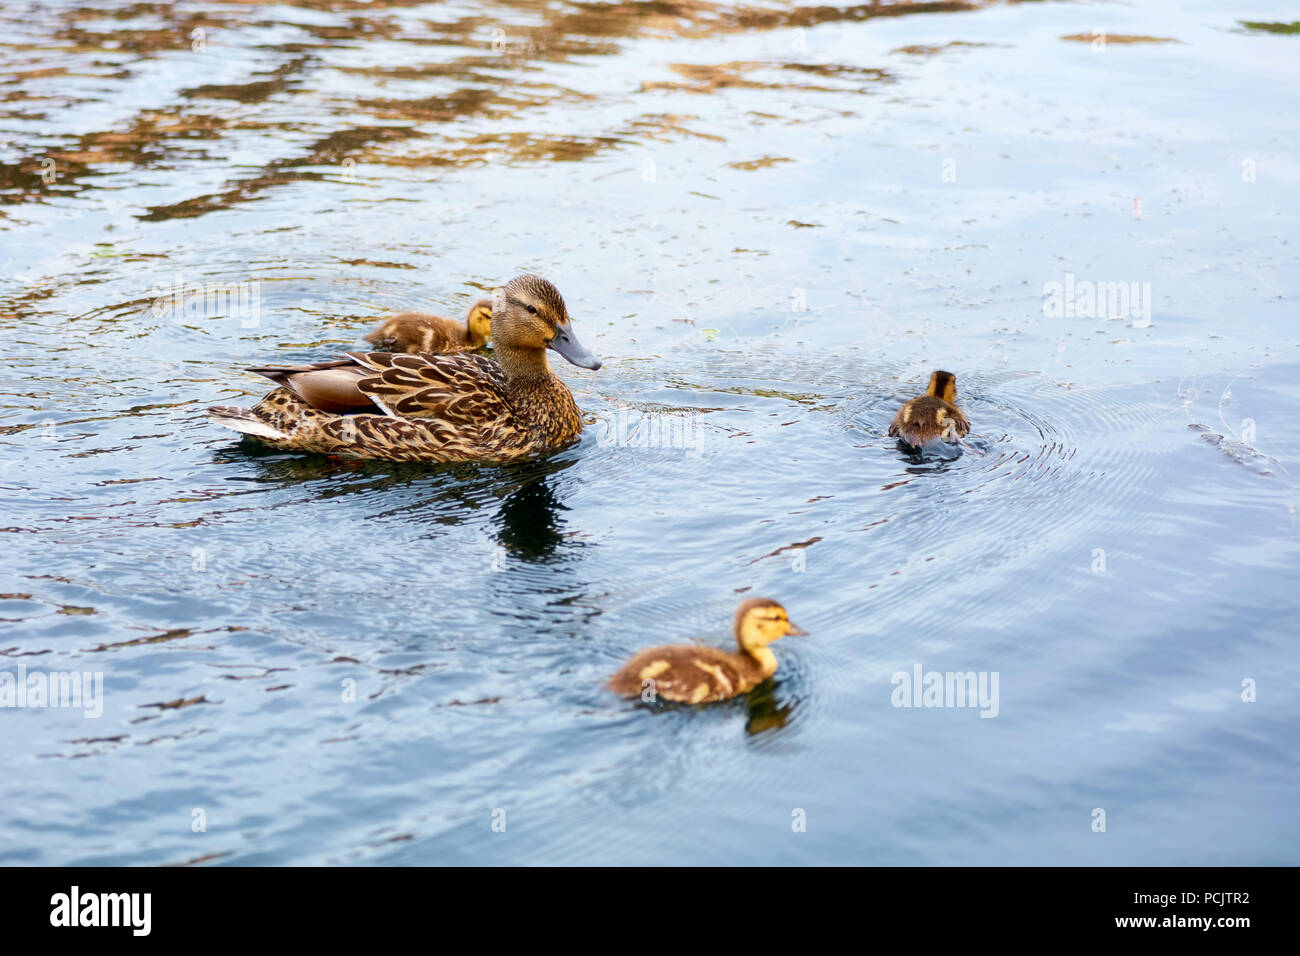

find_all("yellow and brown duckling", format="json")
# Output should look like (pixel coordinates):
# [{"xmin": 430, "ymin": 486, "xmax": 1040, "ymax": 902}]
[
  {"xmin": 207, "ymin": 274, "xmax": 601, "ymax": 463},
  {"xmin": 888, "ymin": 369, "xmax": 970, "ymax": 448},
  {"xmin": 363, "ymin": 298, "xmax": 494, "ymax": 354},
  {"xmin": 608, "ymin": 598, "xmax": 807, "ymax": 704}
]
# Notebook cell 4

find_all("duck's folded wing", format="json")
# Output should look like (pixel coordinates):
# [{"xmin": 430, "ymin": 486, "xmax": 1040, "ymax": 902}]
[
  {"xmin": 247, "ymin": 360, "xmax": 376, "ymax": 413},
  {"xmin": 345, "ymin": 351, "xmax": 510, "ymax": 425}
]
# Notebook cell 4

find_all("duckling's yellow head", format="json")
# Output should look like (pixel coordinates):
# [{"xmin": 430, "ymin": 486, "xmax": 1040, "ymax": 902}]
[
  {"xmin": 734, "ymin": 597, "xmax": 807, "ymax": 652},
  {"xmin": 467, "ymin": 299, "xmax": 493, "ymax": 346},
  {"xmin": 492, "ymin": 275, "xmax": 601, "ymax": 370},
  {"xmin": 927, "ymin": 369, "xmax": 958, "ymax": 404}
]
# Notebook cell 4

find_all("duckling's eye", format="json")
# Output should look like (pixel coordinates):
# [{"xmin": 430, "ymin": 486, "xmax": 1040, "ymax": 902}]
[{"xmin": 526, "ymin": 305, "xmax": 537, "ymax": 315}]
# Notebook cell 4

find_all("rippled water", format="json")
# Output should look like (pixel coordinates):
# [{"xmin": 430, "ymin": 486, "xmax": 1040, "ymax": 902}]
[{"xmin": 2, "ymin": 0, "xmax": 1298, "ymax": 865}]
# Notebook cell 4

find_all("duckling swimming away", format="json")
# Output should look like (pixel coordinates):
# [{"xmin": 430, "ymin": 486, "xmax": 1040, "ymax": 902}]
[
  {"xmin": 363, "ymin": 299, "xmax": 493, "ymax": 354},
  {"xmin": 888, "ymin": 370, "xmax": 970, "ymax": 448},
  {"xmin": 207, "ymin": 275, "xmax": 600, "ymax": 463},
  {"xmin": 608, "ymin": 598, "xmax": 807, "ymax": 704}
]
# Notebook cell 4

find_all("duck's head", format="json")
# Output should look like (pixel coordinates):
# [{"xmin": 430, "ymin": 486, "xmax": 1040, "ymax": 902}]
[
  {"xmin": 491, "ymin": 275, "xmax": 601, "ymax": 370},
  {"xmin": 466, "ymin": 299, "xmax": 493, "ymax": 348},
  {"xmin": 926, "ymin": 369, "xmax": 958, "ymax": 404},
  {"xmin": 734, "ymin": 597, "xmax": 807, "ymax": 653}
]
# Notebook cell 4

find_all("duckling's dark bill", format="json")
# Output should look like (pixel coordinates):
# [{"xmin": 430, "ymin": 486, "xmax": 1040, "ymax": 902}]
[{"xmin": 549, "ymin": 324, "xmax": 601, "ymax": 370}]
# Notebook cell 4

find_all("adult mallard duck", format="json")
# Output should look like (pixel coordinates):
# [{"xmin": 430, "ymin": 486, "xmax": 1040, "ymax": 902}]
[
  {"xmin": 888, "ymin": 369, "xmax": 970, "ymax": 448},
  {"xmin": 207, "ymin": 275, "xmax": 601, "ymax": 463},
  {"xmin": 363, "ymin": 298, "xmax": 493, "ymax": 354},
  {"xmin": 608, "ymin": 598, "xmax": 807, "ymax": 704}
]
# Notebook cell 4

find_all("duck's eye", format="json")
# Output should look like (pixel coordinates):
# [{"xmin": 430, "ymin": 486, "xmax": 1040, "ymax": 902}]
[{"xmin": 526, "ymin": 305, "xmax": 537, "ymax": 315}]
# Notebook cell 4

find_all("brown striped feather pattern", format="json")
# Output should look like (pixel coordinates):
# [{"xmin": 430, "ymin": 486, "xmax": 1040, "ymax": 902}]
[{"xmin": 209, "ymin": 276, "xmax": 593, "ymax": 463}]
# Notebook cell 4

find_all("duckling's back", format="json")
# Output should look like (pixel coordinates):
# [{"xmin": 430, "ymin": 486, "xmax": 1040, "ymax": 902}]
[
  {"xmin": 609, "ymin": 644, "xmax": 767, "ymax": 703},
  {"xmin": 364, "ymin": 312, "xmax": 468, "ymax": 354},
  {"xmin": 889, "ymin": 395, "xmax": 969, "ymax": 446}
]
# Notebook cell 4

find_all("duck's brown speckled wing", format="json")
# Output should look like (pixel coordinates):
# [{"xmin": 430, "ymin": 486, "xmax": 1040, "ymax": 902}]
[
  {"xmin": 346, "ymin": 351, "xmax": 510, "ymax": 426},
  {"xmin": 211, "ymin": 350, "xmax": 550, "ymax": 463}
]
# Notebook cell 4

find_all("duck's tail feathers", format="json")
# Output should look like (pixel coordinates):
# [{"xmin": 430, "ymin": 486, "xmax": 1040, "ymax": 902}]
[{"xmin": 207, "ymin": 405, "xmax": 288, "ymax": 441}]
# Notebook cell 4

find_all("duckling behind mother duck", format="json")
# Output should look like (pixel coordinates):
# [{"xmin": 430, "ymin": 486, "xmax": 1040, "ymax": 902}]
[
  {"xmin": 363, "ymin": 298, "xmax": 493, "ymax": 354},
  {"xmin": 208, "ymin": 275, "xmax": 600, "ymax": 463}
]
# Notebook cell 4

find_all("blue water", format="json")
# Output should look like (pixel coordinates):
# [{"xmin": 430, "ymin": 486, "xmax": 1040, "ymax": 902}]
[{"xmin": 1, "ymin": 0, "xmax": 1297, "ymax": 865}]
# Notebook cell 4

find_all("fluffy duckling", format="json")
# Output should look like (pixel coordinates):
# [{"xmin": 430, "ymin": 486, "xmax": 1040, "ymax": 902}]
[
  {"xmin": 363, "ymin": 299, "xmax": 493, "ymax": 354},
  {"xmin": 207, "ymin": 275, "xmax": 600, "ymax": 462},
  {"xmin": 608, "ymin": 598, "xmax": 807, "ymax": 704},
  {"xmin": 888, "ymin": 369, "xmax": 970, "ymax": 448}
]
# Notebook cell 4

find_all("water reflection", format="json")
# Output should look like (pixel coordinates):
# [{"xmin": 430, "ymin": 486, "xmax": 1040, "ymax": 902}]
[
  {"xmin": 494, "ymin": 467, "xmax": 572, "ymax": 563},
  {"xmin": 743, "ymin": 680, "xmax": 797, "ymax": 736},
  {"xmin": 626, "ymin": 675, "xmax": 799, "ymax": 736},
  {"xmin": 214, "ymin": 436, "xmax": 581, "ymax": 562},
  {"xmin": 4, "ymin": 0, "xmax": 1299, "ymax": 868},
  {"xmin": 0, "ymin": 0, "xmax": 993, "ymax": 217}
]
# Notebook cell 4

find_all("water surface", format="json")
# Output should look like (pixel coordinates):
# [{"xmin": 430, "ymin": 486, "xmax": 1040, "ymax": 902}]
[{"xmin": 1, "ymin": 0, "xmax": 1298, "ymax": 865}]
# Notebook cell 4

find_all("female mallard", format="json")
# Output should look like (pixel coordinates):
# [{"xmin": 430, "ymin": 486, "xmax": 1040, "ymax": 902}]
[
  {"xmin": 888, "ymin": 369, "xmax": 970, "ymax": 448},
  {"xmin": 608, "ymin": 598, "xmax": 807, "ymax": 704},
  {"xmin": 207, "ymin": 275, "xmax": 601, "ymax": 463},
  {"xmin": 363, "ymin": 298, "xmax": 493, "ymax": 354}
]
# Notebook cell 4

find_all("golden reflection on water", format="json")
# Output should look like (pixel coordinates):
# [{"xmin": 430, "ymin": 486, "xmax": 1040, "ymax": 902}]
[{"xmin": 0, "ymin": 0, "xmax": 1004, "ymax": 217}]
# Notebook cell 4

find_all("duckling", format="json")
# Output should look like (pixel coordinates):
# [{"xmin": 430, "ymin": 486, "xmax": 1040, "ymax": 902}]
[
  {"xmin": 608, "ymin": 598, "xmax": 807, "ymax": 704},
  {"xmin": 207, "ymin": 275, "xmax": 601, "ymax": 463},
  {"xmin": 888, "ymin": 369, "xmax": 970, "ymax": 448},
  {"xmin": 363, "ymin": 299, "xmax": 493, "ymax": 354}
]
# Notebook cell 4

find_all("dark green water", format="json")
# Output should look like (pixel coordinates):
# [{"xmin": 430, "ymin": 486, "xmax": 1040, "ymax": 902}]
[{"xmin": 1, "ymin": 0, "xmax": 1297, "ymax": 865}]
